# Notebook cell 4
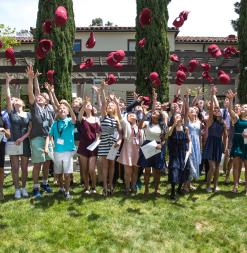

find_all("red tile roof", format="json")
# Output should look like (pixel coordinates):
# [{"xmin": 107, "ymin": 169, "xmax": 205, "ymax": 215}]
[
  {"xmin": 16, "ymin": 37, "xmax": 34, "ymax": 43},
  {"xmin": 76, "ymin": 26, "xmax": 178, "ymax": 32},
  {"xmin": 176, "ymin": 35, "xmax": 238, "ymax": 44}
]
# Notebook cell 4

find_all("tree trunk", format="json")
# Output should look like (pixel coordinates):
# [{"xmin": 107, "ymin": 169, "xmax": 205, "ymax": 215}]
[
  {"xmin": 135, "ymin": 0, "xmax": 170, "ymax": 102},
  {"xmin": 238, "ymin": 0, "xmax": 247, "ymax": 103},
  {"xmin": 35, "ymin": 0, "xmax": 75, "ymax": 102}
]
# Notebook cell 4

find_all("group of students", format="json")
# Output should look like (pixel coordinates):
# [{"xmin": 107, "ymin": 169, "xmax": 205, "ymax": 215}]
[{"xmin": 0, "ymin": 65, "xmax": 246, "ymax": 201}]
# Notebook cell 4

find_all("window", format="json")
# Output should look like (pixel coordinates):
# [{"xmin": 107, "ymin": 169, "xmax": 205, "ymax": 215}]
[
  {"xmin": 73, "ymin": 40, "xmax": 81, "ymax": 52},
  {"xmin": 127, "ymin": 39, "xmax": 136, "ymax": 52}
]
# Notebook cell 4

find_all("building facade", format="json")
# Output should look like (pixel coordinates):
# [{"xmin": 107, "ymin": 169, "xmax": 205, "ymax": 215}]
[{"xmin": 0, "ymin": 26, "xmax": 239, "ymax": 104}]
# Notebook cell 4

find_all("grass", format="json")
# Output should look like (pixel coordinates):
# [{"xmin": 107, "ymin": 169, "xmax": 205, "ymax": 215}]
[{"xmin": 0, "ymin": 173, "xmax": 247, "ymax": 253}]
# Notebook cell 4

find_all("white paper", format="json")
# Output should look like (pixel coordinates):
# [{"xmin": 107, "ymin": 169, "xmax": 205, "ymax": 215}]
[
  {"xmin": 5, "ymin": 141, "xmax": 23, "ymax": 156},
  {"xmin": 87, "ymin": 139, "xmax": 101, "ymax": 151},
  {"xmin": 140, "ymin": 140, "xmax": 161, "ymax": 159},
  {"xmin": 184, "ymin": 151, "xmax": 190, "ymax": 168},
  {"xmin": 106, "ymin": 144, "xmax": 120, "ymax": 160}
]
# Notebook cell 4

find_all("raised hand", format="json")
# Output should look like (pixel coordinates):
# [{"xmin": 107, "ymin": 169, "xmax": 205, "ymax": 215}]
[
  {"xmin": 5, "ymin": 72, "xmax": 14, "ymax": 84},
  {"xmin": 26, "ymin": 65, "xmax": 35, "ymax": 79},
  {"xmin": 44, "ymin": 82, "xmax": 51, "ymax": 91},
  {"xmin": 34, "ymin": 70, "xmax": 42, "ymax": 78},
  {"xmin": 92, "ymin": 85, "xmax": 100, "ymax": 93},
  {"xmin": 210, "ymin": 85, "xmax": 217, "ymax": 95},
  {"xmin": 225, "ymin": 89, "xmax": 237, "ymax": 100},
  {"xmin": 100, "ymin": 80, "xmax": 107, "ymax": 89}
]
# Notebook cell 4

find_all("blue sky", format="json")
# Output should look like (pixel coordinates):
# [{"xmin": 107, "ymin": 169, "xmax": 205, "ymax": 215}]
[{"xmin": 0, "ymin": 0, "xmax": 238, "ymax": 36}]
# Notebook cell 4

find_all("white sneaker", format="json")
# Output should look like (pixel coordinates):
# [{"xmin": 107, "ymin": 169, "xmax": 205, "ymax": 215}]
[
  {"xmin": 206, "ymin": 187, "xmax": 212, "ymax": 193},
  {"xmin": 214, "ymin": 186, "xmax": 220, "ymax": 192},
  {"xmin": 15, "ymin": 189, "xmax": 21, "ymax": 199},
  {"xmin": 21, "ymin": 188, "xmax": 29, "ymax": 197}
]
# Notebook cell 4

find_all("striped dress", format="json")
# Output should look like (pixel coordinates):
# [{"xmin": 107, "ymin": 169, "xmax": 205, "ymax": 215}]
[{"xmin": 98, "ymin": 115, "xmax": 118, "ymax": 156}]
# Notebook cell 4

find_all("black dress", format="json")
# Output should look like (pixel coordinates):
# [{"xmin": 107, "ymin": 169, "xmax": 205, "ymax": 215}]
[{"xmin": 168, "ymin": 128, "xmax": 190, "ymax": 184}]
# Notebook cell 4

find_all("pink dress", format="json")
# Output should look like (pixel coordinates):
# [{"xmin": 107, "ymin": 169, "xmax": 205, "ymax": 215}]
[{"xmin": 118, "ymin": 128, "xmax": 140, "ymax": 167}]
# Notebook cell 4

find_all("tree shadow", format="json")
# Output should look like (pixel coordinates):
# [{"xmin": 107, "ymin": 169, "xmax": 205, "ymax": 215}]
[
  {"xmin": 67, "ymin": 206, "xmax": 82, "ymax": 217},
  {"xmin": 87, "ymin": 212, "xmax": 100, "ymax": 221}
]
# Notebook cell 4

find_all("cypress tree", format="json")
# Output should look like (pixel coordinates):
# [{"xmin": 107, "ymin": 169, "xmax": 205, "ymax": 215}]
[
  {"xmin": 238, "ymin": 0, "xmax": 247, "ymax": 103},
  {"xmin": 135, "ymin": 0, "xmax": 170, "ymax": 102},
  {"xmin": 35, "ymin": 0, "xmax": 75, "ymax": 102}
]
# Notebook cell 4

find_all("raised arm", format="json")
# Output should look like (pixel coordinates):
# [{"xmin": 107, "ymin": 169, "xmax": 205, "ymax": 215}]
[
  {"xmin": 78, "ymin": 101, "xmax": 86, "ymax": 122},
  {"xmin": 152, "ymin": 88, "xmax": 158, "ymax": 111},
  {"xmin": 5, "ymin": 73, "xmax": 14, "ymax": 113},
  {"xmin": 34, "ymin": 70, "xmax": 41, "ymax": 96},
  {"xmin": 207, "ymin": 85, "xmax": 217, "ymax": 127},
  {"xmin": 92, "ymin": 85, "xmax": 102, "ymax": 111},
  {"xmin": 192, "ymin": 87, "xmax": 202, "ymax": 106},
  {"xmin": 165, "ymin": 115, "xmax": 178, "ymax": 139},
  {"xmin": 113, "ymin": 96, "xmax": 122, "ymax": 120},
  {"xmin": 100, "ymin": 81, "xmax": 108, "ymax": 117},
  {"xmin": 183, "ymin": 89, "xmax": 190, "ymax": 125},
  {"xmin": 26, "ymin": 65, "xmax": 35, "ymax": 105},
  {"xmin": 44, "ymin": 83, "xmax": 58, "ymax": 112},
  {"xmin": 226, "ymin": 89, "xmax": 238, "ymax": 124}
]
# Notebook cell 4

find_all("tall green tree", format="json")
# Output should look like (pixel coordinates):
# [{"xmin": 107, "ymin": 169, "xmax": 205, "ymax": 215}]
[
  {"xmin": 135, "ymin": 0, "xmax": 170, "ymax": 102},
  {"xmin": 35, "ymin": 0, "xmax": 75, "ymax": 101},
  {"xmin": 231, "ymin": 1, "xmax": 241, "ymax": 32},
  {"xmin": 238, "ymin": 0, "xmax": 247, "ymax": 103}
]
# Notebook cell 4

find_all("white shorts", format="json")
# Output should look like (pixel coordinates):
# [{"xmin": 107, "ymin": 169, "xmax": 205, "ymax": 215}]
[{"xmin": 54, "ymin": 151, "xmax": 75, "ymax": 174}]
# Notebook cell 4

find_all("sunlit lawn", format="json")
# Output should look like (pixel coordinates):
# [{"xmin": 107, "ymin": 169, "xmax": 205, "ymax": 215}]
[{"xmin": 0, "ymin": 173, "xmax": 247, "ymax": 253}]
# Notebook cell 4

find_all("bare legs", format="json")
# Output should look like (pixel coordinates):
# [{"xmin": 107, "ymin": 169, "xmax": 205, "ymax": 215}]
[
  {"xmin": 124, "ymin": 165, "xmax": 138, "ymax": 194},
  {"xmin": 207, "ymin": 160, "xmax": 220, "ymax": 191},
  {"xmin": 232, "ymin": 157, "xmax": 242, "ymax": 192},
  {"xmin": 10, "ymin": 155, "xmax": 28, "ymax": 190},
  {"xmin": 144, "ymin": 168, "xmax": 161, "ymax": 195},
  {"xmin": 79, "ymin": 155, "xmax": 97, "ymax": 191},
  {"xmin": 57, "ymin": 173, "xmax": 71, "ymax": 193},
  {"xmin": 101, "ymin": 156, "xmax": 115, "ymax": 195}
]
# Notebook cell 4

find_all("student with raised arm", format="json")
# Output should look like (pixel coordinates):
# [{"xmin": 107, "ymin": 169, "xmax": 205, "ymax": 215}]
[
  {"xmin": 166, "ymin": 113, "xmax": 191, "ymax": 200},
  {"xmin": 45, "ymin": 100, "xmax": 76, "ymax": 199},
  {"xmin": 183, "ymin": 89, "xmax": 201, "ymax": 190},
  {"xmin": 97, "ymin": 81, "xmax": 120, "ymax": 196},
  {"xmin": 113, "ymin": 96, "xmax": 143, "ymax": 195},
  {"xmin": 26, "ymin": 65, "xmax": 54, "ymax": 198},
  {"xmin": 226, "ymin": 90, "xmax": 247, "ymax": 193},
  {"xmin": 77, "ymin": 98, "xmax": 101, "ymax": 194},
  {"xmin": 138, "ymin": 105, "xmax": 166, "ymax": 196},
  {"xmin": 5, "ymin": 73, "xmax": 31, "ymax": 199},
  {"xmin": 203, "ymin": 85, "xmax": 228, "ymax": 193}
]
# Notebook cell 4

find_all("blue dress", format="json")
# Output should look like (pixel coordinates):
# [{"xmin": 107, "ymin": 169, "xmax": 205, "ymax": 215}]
[
  {"xmin": 187, "ymin": 120, "xmax": 201, "ymax": 179},
  {"xmin": 203, "ymin": 120, "xmax": 224, "ymax": 162},
  {"xmin": 168, "ymin": 128, "xmax": 190, "ymax": 184}
]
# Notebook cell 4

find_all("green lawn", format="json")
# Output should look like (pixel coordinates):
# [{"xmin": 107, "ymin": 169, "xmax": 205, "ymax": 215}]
[{"xmin": 0, "ymin": 173, "xmax": 247, "ymax": 253}]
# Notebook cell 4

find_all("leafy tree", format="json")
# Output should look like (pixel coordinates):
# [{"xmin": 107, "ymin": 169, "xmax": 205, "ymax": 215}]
[
  {"xmin": 34, "ymin": 0, "xmax": 75, "ymax": 102},
  {"xmin": 238, "ymin": 0, "xmax": 247, "ymax": 103},
  {"xmin": 105, "ymin": 21, "xmax": 113, "ymax": 27},
  {"xmin": 231, "ymin": 1, "xmax": 241, "ymax": 32},
  {"xmin": 135, "ymin": 0, "xmax": 170, "ymax": 102},
  {"xmin": 91, "ymin": 18, "xmax": 103, "ymax": 26},
  {"xmin": 0, "ymin": 24, "xmax": 20, "ymax": 49}
]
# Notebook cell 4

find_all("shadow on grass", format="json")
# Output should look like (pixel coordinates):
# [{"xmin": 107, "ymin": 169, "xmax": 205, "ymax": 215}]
[
  {"xmin": 87, "ymin": 212, "xmax": 101, "ymax": 221},
  {"xmin": 67, "ymin": 206, "xmax": 82, "ymax": 217}
]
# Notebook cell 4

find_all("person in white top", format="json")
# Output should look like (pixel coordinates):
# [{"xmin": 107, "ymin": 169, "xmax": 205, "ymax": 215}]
[{"xmin": 138, "ymin": 109, "xmax": 166, "ymax": 195}]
